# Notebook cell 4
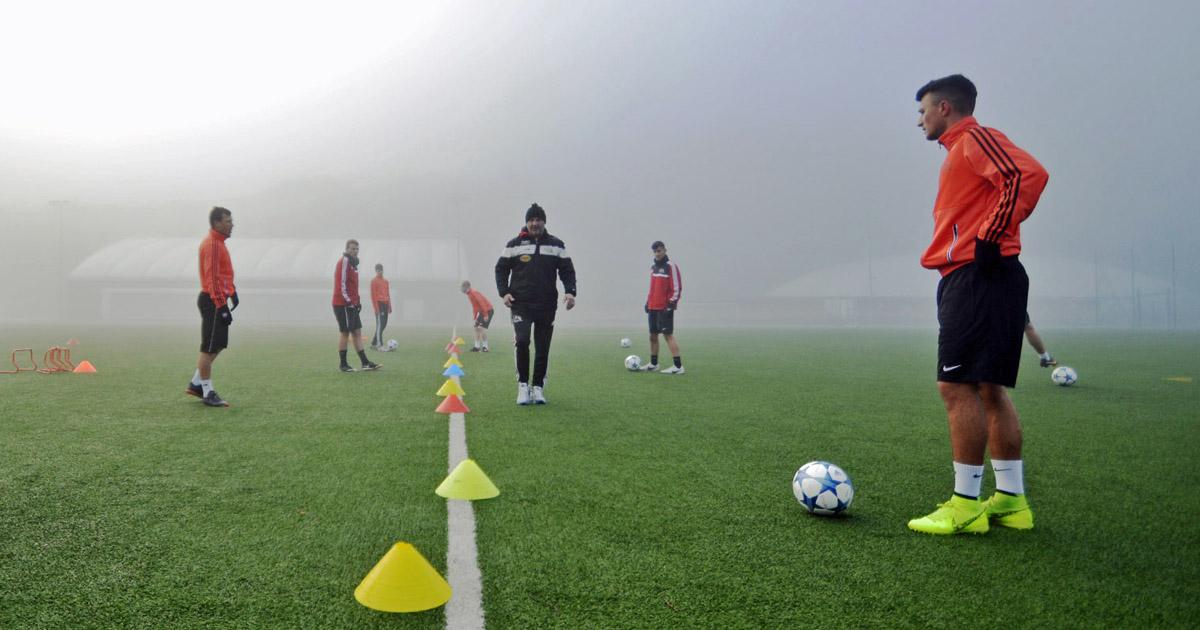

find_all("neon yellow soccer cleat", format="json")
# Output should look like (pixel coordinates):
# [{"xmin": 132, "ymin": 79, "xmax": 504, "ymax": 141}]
[
  {"xmin": 983, "ymin": 492, "xmax": 1034, "ymax": 530},
  {"xmin": 907, "ymin": 495, "xmax": 989, "ymax": 535}
]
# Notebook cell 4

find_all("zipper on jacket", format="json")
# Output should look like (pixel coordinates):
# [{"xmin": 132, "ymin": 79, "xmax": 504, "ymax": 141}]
[{"xmin": 947, "ymin": 224, "xmax": 959, "ymax": 262}]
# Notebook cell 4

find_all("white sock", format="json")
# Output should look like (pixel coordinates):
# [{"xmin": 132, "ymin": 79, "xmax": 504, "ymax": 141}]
[
  {"xmin": 200, "ymin": 379, "xmax": 213, "ymax": 396},
  {"xmin": 191, "ymin": 369, "xmax": 202, "ymax": 386},
  {"xmin": 953, "ymin": 462, "xmax": 984, "ymax": 499},
  {"xmin": 1039, "ymin": 352, "xmax": 1051, "ymax": 360},
  {"xmin": 991, "ymin": 459, "xmax": 1025, "ymax": 495}
]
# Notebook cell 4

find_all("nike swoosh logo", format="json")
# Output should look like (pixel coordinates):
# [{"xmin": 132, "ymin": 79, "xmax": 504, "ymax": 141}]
[
  {"xmin": 972, "ymin": 474, "xmax": 982, "ymax": 478},
  {"xmin": 942, "ymin": 364, "xmax": 963, "ymax": 372}
]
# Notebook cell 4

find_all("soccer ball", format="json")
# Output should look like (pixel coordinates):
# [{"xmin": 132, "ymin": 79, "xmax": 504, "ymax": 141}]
[
  {"xmin": 386, "ymin": 339, "xmax": 398, "ymax": 351},
  {"xmin": 1051, "ymin": 365, "xmax": 1077, "ymax": 386},
  {"xmin": 620, "ymin": 338, "xmax": 632, "ymax": 348},
  {"xmin": 792, "ymin": 461, "xmax": 855, "ymax": 516},
  {"xmin": 624, "ymin": 355, "xmax": 642, "ymax": 371}
]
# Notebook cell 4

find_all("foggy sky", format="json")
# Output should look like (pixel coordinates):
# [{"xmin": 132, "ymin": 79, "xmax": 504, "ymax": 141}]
[{"xmin": 2, "ymin": 0, "xmax": 1198, "ymax": 322}]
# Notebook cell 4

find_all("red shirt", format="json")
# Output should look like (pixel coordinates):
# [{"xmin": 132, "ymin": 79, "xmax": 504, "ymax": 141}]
[
  {"xmin": 466, "ymin": 289, "xmax": 493, "ymax": 318},
  {"xmin": 371, "ymin": 276, "xmax": 391, "ymax": 312},
  {"xmin": 198, "ymin": 229, "xmax": 235, "ymax": 309},
  {"xmin": 922, "ymin": 116, "xmax": 1049, "ymax": 276},
  {"xmin": 646, "ymin": 257, "xmax": 681, "ymax": 310},
  {"xmin": 332, "ymin": 256, "xmax": 360, "ymax": 306}
]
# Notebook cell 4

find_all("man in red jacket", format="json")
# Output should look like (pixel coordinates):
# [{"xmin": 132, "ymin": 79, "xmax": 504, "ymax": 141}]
[
  {"xmin": 187, "ymin": 206, "xmax": 238, "ymax": 407},
  {"xmin": 908, "ymin": 75, "xmax": 1048, "ymax": 536},
  {"xmin": 332, "ymin": 239, "xmax": 380, "ymax": 372},
  {"xmin": 641, "ymin": 240, "xmax": 683, "ymax": 374}
]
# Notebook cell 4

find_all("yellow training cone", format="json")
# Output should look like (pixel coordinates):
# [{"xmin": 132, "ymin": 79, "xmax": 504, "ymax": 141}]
[
  {"xmin": 436, "ymin": 458, "xmax": 500, "ymax": 500},
  {"xmin": 453, "ymin": 336, "xmax": 466, "ymax": 346},
  {"xmin": 354, "ymin": 542, "xmax": 452, "ymax": 612},
  {"xmin": 442, "ymin": 356, "xmax": 463, "ymax": 369},
  {"xmin": 436, "ymin": 379, "xmax": 465, "ymax": 397}
]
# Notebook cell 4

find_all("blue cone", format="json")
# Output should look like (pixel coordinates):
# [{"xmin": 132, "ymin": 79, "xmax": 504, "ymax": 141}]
[{"xmin": 442, "ymin": 364, "xmax": 465, "ymax": 377}]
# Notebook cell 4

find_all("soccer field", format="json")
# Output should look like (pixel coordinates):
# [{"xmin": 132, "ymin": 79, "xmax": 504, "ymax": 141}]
[{"xmin": 1, "ymin": 325, "xmax": 1197, "ymax": 628}]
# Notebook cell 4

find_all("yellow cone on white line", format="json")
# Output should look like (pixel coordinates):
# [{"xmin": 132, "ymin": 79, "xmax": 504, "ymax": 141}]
[
  {"xmin": 443, "ymin": 356, "xmax": 463, "ymax": 368},
  {"xmin": 354, "ymin": 542, "xmax": 451, "ymax": 612},
  {"xmin": 436, "ymin": 379, "xmax": 465, "ymax": 397},
  {"xmin": 436, "ymin": 459, "xmax": 500, "ymax": 500}
]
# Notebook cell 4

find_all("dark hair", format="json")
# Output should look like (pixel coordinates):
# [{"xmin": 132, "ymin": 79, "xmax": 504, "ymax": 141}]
[
  {"xmin": 208, "ymin": 206, "xmax": 230, "ymax": 227},
  {"xmin": 651, "ymin": 241, "xmax": 665, "ymax": 250},
  {"xmin": 915, "ymin": 74, "xmax": 977, "ymax": 115},
  {"xmin": 374, "ymin": 263, "xmax": 383, "ymax": 272}
]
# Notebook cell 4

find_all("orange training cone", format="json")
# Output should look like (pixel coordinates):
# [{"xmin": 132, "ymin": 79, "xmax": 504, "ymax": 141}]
[
  {"xmin": 66, "ymin": 338, "xmax": 79, "ymax": 347},
  {"xmin": 436, "ymin": 458, "xmax": 500, "ymax": 500},
  {"xmin": 435, "ymin": 395, "xmax": 470, "ymax": 414},
  {"xmin": 73, "ymin": 360, "xmax": 97, "ymax": 373},
  {"xmin": 354, "ymin": 542, "xmax": 452, "ymax": 612}
]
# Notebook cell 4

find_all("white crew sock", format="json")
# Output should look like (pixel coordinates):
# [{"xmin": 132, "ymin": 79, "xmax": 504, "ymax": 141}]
[
  {"xmin": 953, "ymin": 462, "xmax": 985, "ymax": 499},
  {"xmin": 1039, "ymin": 352, "xmax": 1051, "ymax": 361},
  {"xmin": 991, "ymin": 459, "xmax": 1025, "ymax": 495},
  {"xmin": 200, "ymin": 379, "xmax": 213, "ymax": 396},
  {"xmin": 191, "ymin": 369, "xmax": 202, "ymax": 386}
]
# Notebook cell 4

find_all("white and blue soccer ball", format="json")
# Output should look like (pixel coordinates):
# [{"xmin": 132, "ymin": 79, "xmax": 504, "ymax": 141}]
[
  {"xmin": 386, "ymin": 339, "xmax": 398, "ymax": 350},
  {"xmin": 792, "ymin": 461, "xmax": 855, "ymax": 515},
  {"xmin": 624, "ymin": 355, "xmax": 642, "ymax": 371},
  {"xmin": 620, "ymin": 338, "xmax": 632, "ymax": 348},
  {"xmin": 1051, "ymin": 365, "xmax": 1077, "ymax": 386}
]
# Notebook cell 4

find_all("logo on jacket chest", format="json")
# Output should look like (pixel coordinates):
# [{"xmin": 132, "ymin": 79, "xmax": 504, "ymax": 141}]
[{"xmin": 519, "ymin": 255, "xmax": 532, "ymax": 262}]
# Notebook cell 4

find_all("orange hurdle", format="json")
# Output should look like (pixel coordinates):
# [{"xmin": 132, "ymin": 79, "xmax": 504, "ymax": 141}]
[
  {"xmin": 1, "ymin": 348, "xmax": 38, "ymax": 374},
  {"xmin": 38, "ymin": 347, "xmax": 74, "ymax": 374}
]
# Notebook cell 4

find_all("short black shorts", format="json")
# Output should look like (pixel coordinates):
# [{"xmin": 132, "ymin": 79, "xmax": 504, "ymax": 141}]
[
  {"xmin": 198, "ymin": 292, "xmax": 229, "ymax": 353},
  {"xmin": 334, "ymin": 304, "xmax": 363, "ymax": 333},
  {"xmin": 475, "ymin": 309, "xmax": 494, "ymax": 329},
  {"xmin": 648, "ymin": 309, "xmax": 675, "ymax": 335},
  {"xmin": 936, "ymin": 258, "xmax": 1029, "ymax": 388}
]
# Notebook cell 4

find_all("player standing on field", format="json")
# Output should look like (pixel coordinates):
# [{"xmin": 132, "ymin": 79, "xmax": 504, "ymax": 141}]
[
  {"xmin": 495, "ymin": 203, "xmax": 576, "ymax": 405},
  {"xmin": 187, "ymin": 206, "xmax": 238, "ymax": 407},
  {"xmin": 641, "ymin": 240, "xmax": 684, "ymax": 374},
  {"xmin": 908, "ymin": 74, "xmax": 1049, "ymax": 535},
  {"xmin": 370, "ymin": 263, "xmax": 393, "ymax": 351},
  {"xmin": 332, "ymin": 239, "xmax": 381, "ymax": 373},
  {"xmin": 461, "ymin": 280, "xmax": 494, "ymax": 352}
]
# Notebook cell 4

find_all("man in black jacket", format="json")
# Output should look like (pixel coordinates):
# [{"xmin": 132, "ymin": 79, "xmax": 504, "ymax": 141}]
[{"xmin": 495, "ymin": 203, "xmax": 577, "ymax": 405}]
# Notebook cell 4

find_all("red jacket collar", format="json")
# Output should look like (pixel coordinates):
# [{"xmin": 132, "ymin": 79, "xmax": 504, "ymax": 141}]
[
  {"xmin": 938, "ymin": 115, "xmax": 978, "ymax": 150},
  {"xmin": 209, "ymin": 228, "xmax": 229, "ymax": 242}
]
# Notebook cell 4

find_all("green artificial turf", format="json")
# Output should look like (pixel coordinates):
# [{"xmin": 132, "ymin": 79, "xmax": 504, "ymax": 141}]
[{"xmin": 1, "ymin": 325, "xmax": 1197, "ymax": 628}]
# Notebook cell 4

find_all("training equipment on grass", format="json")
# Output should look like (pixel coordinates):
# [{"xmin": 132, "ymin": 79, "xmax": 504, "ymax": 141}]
[
  {"xmin": 454, "ymin": 336, "xmax": 466, "ymax": 346},
  {"xmin": 793, "ymin": 461, "xmax": 855, "ymax": 516},
  {"xmin": 387, "ymin": 339, "xmax": 398, "ymax": 350},
  {"xmin": 436, "ymin": 379, "xmax": 466, "ymax": 397},
  {"xmin": 620, "ymin": 337, "xmax": 631, "ymax": 348},
  {"xmin": 38, "ymin": 347, "xmax": 75, "ymax": 373},
  {"xmin": 73, "ymin": 360, "xmax": 98, "ymax": 373},
  {"xmin": 354, "ymin": 542, "xmax": 452, "ymax": 612},
  {"xmin": 442, "ymin": 364, "xmax": 465, "ymax": 378},
  {"xmin": 443, "ymin": 356, "xmax": 463, "ymax": 368},
  {"xmin": 1051, "ymin": 365, "xmax": 1078, "ymax": 387},
  {"xmin": 436, "ymin": 458, "xmax": 500, "ymax": 500},
  {"xmin": 625, "ymin": 355, "xmax": 642, "ymax": 371},
  {"xmin": 1, "ymin": 349, "xmax": 38, "ymax": 374},
  {"xmin": 435, "ymin": 395, "xmax": 470, "ymax": 414}
]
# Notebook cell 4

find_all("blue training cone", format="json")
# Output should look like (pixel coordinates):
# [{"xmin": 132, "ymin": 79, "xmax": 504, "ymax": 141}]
[{"xmin": 442, "ymin": 364, "xmax": 465, "ymax": 377}]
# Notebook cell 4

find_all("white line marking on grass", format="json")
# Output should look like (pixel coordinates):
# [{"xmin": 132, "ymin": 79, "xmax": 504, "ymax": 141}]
[{"xmin": 446, "ymin": 411, "xmax": 485, "ymax": 630}]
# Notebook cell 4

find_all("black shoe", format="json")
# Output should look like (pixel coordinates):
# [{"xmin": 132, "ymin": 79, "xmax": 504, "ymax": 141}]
[
  {"xmin": 340, "ymin": 364, "xmax": 356, "ymax": 373},
  {"xmin": 481, "ymin": 346, "xmax": 489, "ymax": 353},
  {"xmin": 361, "ymin": 362, "xmax": 381, "ymax": 371},
  {"xmin": 470, "ymin": 347, "xmax": 481, "ymax": 352},
  {"xmin": 185, "ymin": 383, "xmax": 203, "ymax": 398},
  {"xmin": 202, "ymin": 391, "xmax": 229, "ymax": 407}
]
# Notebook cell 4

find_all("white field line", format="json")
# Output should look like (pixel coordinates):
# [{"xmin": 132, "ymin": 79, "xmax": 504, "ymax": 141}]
[{"xmin": 445, "ymin": 411, "xmax": 484, "ymax": 630}]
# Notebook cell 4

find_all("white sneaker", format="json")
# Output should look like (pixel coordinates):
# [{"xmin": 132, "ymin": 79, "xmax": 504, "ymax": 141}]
[
  {"xmin": 517, "ymin": 382, "xmax": 531, "ymax": 405},
  {"xmin": 531, "ymin": 385, "xmax": 547, "ymax": 405},
  {"xmin": 661, "ymin": 365, "xmax": 685, "ymax": 375},
  {"xmin": 640, "ymin": 364, "xmax": 659, "ymax": 372}
]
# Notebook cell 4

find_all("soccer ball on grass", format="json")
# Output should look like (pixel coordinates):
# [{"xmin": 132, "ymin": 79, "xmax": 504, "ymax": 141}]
[
  {"xmin": 620, "ymin": 338, "xmax": 632, "ymax": 348},
  {"xmin": 1051, "ymin": 365, "xmax": 1077, "ymax": 386},
  {"xmin": 624, "ymin": 355, "xmax": 642, "ymax": 371},
  {"xmin": 792, "ymin": 461, "xmax": 855, "ymax": 515},
  {"xmin": 386, "ymin": 339, "xmax": 398, "ymax": 351}
]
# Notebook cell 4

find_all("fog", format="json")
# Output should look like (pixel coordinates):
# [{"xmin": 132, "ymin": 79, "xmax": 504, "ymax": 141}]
[{"xmin": 2, "ymin": 0, "xmax": 1198, "ymax": 329}]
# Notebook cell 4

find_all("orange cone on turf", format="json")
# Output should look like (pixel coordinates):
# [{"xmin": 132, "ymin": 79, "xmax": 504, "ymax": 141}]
[
  {"xmin": 435, "ymin": 395, "xmax": 470, "ymax": 414},
  {"xmin": 66, "ymin": 338, "xmax": 79, "ymax": 347},
  {"xmin": 73, "ymin": 360, "xmax": 97, "ymax": 373},
  {"xmin": 354, "ymin": 542, "xmax": 452, "ymax": 612}
]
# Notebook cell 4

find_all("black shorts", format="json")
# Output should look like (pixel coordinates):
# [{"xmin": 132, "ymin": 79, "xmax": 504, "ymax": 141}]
[
  {"xmin": 198, "ymin": 292, "xmax": 229, "ymax": 353},
  {"xmin": 936, "ymin": 258, "xmax": 1029, "ymax": 387},
  {"xmin": 474, "ymin": 309, "xmax": 494, "ymax": 329},
  {"xmin": 648, "ymin": 309, "xmax": 675, "ymax": 335},
  {"xmin": 334, "ymin": 304, "xmax": 363, "ymax": 333}
]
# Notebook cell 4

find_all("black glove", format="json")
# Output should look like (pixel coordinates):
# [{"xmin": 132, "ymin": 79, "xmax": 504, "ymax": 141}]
[
  {"xmin": 218, "ymin": 304, "xmax": 233, "ymax": 325},
  {"xmin": 354, "ymin": 303, "xmax": 362, "ymax": 313},
  {"xmin": 974, "ymin": 238, "xmax": 1002, "ymax": 276},
  {"xmin": 229, "ymin": 292, "xmax": 239, "ymax": 311},
  {"xmin": 644, "ymin": 303, "xmax": 650, "ymax": 313},
  {"xmin": 667, "ymin": 300, "xmax": 677, "ymax": 312}
]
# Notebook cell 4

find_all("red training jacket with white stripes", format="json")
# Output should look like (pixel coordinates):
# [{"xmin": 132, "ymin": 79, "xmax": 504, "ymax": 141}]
[
  {"xmin": 332, "ymin": 255, "xmax": 360, "ymax": 306},
  {"xmin": 198, "ymin": 228, "xmax": 235, "ymax": 309},
  {"xmin": 646, "ymin": 256, "xmax": 681, "ymax": 310}
]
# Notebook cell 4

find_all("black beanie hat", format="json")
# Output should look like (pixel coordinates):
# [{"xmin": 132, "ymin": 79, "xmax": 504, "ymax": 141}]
[{"xmin": 525, "ymin": 203, "xmax": 546, "ymax": 222}]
